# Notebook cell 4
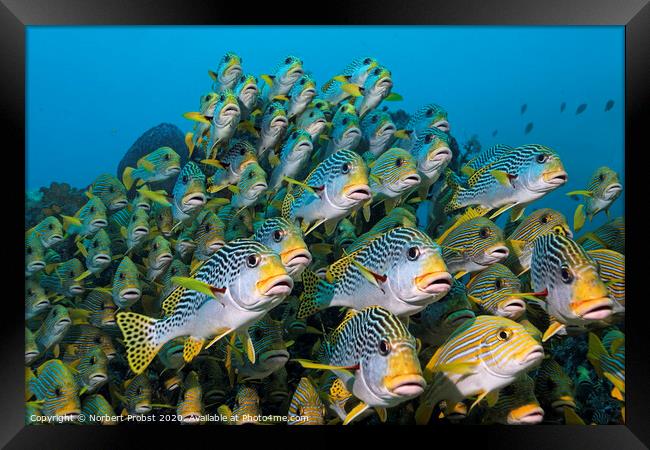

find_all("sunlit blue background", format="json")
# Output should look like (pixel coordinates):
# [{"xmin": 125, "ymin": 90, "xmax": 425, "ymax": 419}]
[{"xmin": 26, "ymin": 26, "xmax": 624, "ymax": 228}]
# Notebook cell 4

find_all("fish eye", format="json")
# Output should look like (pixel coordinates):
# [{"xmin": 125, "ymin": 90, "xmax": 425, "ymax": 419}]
[
  {"xmin": 224, "ymin": 55, "xmax": 230, "ymax": 62},
  {"xmin": 269, "ymin": 106, "xmax": 276, "ymax": 113},
  {"xmin": 247, "ymin": 254, "xmax": 260, "ymax": 268},
  {"xmin": 90, "ymin": 207, "xmax": 95, "ymax": 213},
  {"xmin": 48, "ymin": 223, "xmax": 54, "ymax": 229},
  {"xmin": 240, "ymin": 147, "xmax": 246, "ymax": 155},
  {"xmin": 254, "ymin": 328, "xmax": 264, "ymax": 340},
  {"xmin": 291, "ymin": 131, "xmax": 298, "ymax": 139},
  {"xmin": 541, "ymin": 215, "xmax": 550, "ymax": 224},
  {"xmin": 536, "ymin": 154, "xmax": 548, "ymax": 163},
  {"xmin": 136, "ymin": 387, "xmax": 143, "ymax": 395},
  {"xmin": 479, "ymin": 227, "xmax": 490, "ymax": 238},
  {"xmin": 342, "ymin": 118, "xmax": 348, "ymax": 125},
  {"xmin": 497, "ymin": 329, "xmax": 511, "ymax": 341},
  {"xmin": 285, "ymin": 57, "xmax": 292, "ymax": 64},
  {"xmin": 373, "ymin": 68, "xmax": 380, "ymax": 76},
  {"xmin": 93, "ymin": 240, "xmax": 99, "ymax": 248},
  {"xmin": 300, "ymin": 78, "xmax": 305, "ymax": 85},
  {"xmin": 378, "ymin": 340, "xmax": 391, "ymax": 356},
  {"xmin": 598, "ymin": 173, "xmax": 605, "ymax": 181},
  {"xmin": 248, "ymin": 171, "xmax": 254, "ymax": 179},
  {"xmin": 120, "ymin": 272, "xmax": 126, "ymax": 280},
  {"xmin": 131, "ymin": 215, "xmax": 136, "ymax": 222},
  {"xmin": 27, "ymin": 288, "xmax": 34, "ymax": 296},
  {"xmin": 363, "ymin": 58, "xmax": 372, "ymax": 64},
  {"xmin": 552, "ymin": 226, "xmax": 566, "ymax": 235},
  {"xmin": 69, "ymin": 270, "xmax": 74, "ymax": 277},
  {"xmin": 407, "ymin": 246, "xmax": 420, "ymax": 261},
  {"xmin": 54, "ymin": 388, "xmax": 62, "ymax": 396},
  {"xmin": 90, "ymin": 356, "xmax": 97, "ymax": 365},
  {"xmin": 164, "ymin": 154, "xmax": 170, "ymax": 161},
  {"xmin": 182, "ymin": 175, "xmax": 188, "ymax": 184},
  {"xmin": 309, "ymin": 112, "xmax": 314, "ymax": 118},
  {"xmin": 495, "ymin": 279, "xmax": 503, "ymax": 289},
  {"xmin": 426, "ymin": 108, "xmax": 434, "ymax": 117},
  {"xmin": 424, "ymin": 133, "xmax": 433, "ymax": 144},
  {"xmin": 395, "ymin": 158, "xmax": 403, "ymax": 167},
  {"xmin": 153, "ymin": 243, "xmax": 159, "ymax": 250},
  {"xmin": 273, "ymin": 229, "xmax": 283, "ymax": 242},
  {"xmin": 26, "ymin": 246, "xmax": 32, "ymax": 255},
  {"xmin": 371, "ymin": 115, "xmax": 378, "ymax": 123},
  {"xmin": 560, "ymin": 265, "xmax": 573, "ymax": 283},
  {"xmin": 94, "ymin": 336, "xmax": 102, "ymax": 344},
  {"xmin": 341, "ymin": 162, "xmax": 351, "ymax": 174}
]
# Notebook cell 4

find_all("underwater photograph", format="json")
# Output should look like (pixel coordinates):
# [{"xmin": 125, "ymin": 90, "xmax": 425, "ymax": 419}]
[{"xmin": 25, "ymin": 26, "xmax": 624, "ymax": 426}]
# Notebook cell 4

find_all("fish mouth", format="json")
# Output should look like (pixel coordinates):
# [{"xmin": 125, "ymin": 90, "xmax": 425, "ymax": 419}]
[
  {"xmin": 25, "ymin": 349, "xmax": 39, "ymax": 360},
  {"xmin": 120, "ymin": 288, "xmax": 142, "ymax": 302},
  {"xmin": 157, "ymin": 253, "xmax": 173, "ymax": 264},
  {"xmin": 520, "ymin": 345, "xmax": 544, "ymax": 365},
  {"xmin": 604, "ymin": 183, "xmax": 622, "ymax": 199},
  {"xmin": 221, "ymin": 103, "xmax": 241, "ymax": 117},
  {"xmin": 482, "ymin": 245, "xmax": 510, "ymax": 264},
  {"xmin": 27, "ymin": 261, "xmax": 46, "ymax": 272},
  {"xmin": 415, "ymin": 271, "xmax": 453, "ymax": 295},
  {"xmin": 287, "ymin": 66, "xmax": 304, "ymax": 78},
  {"xmin": 69, "ymin": 285, "xmax": 85, "ymax": 295},
  {"xmin": 133, "ymin": 226, "xmax": 149, "ymax": 236},
  {"xmin": 34, "ymin": 298, "xmax": 51, "ymax": 309},
  {"xmin": 271, "ymin": 116, "xmax": 288, "ymax": 128},
  {"xmin": 48, "ymin": 234, "xmax": 64, "ymax": 243},
  {"xmin": 205, "ymin": 389, "xmax": 227, "ymax": 402},
  {"xmin": 102, "ymin": 317, "xmax": 117, "ymax": 327},
  {"xmin": 509, "ymin": 405, "xmax": 545, "ymax": 425},
  {"xmin": 445, "ymin": 309, "xmax": 475, "ymax": 327},
  {"xmin": 180, "ymin": 413, "xmax": 202, "ymax": 424},
  {"xmin": 302, "ymin": 87, "xmax": 317, "ymax": 97},
  {"xmin": 182, "ymin": 192, "xmax": 207, "ymax": 208},
  {"xmin": 281, "ymin": 248, "xmax": 313, "ymax": 271},
  {"xmin": 377, "ymin": 77, "xmax": 393, "ymax": 89},
  {"xmin": 428, "ymin": 146, "xmax": 452, "ymax": 163},
  {"xmin": 208, "ymin": 241, "xmax": 226, "ymax": 252},
  {"xmin": 378, "ymin": 123, "xmax": 396, "ymax": 136},
  {"xmin": 259, "ymin": 274, "xmax": 294, "ymax": 297},
  {"xmin": 91, "ymin": 219, "xmax": 108, "ymax": 228},
  {"xmin": 551, "ymin": 396, "xmax": 577, "ymax": 412},
  {"xmin": 401, "ymin": 174, "xmax": 421, "ymax": 187},
  {"xmin": 500, "ymin": 298, "xmax": 526, "ymax": 318},
  {"xmin": 385, "ymin": 374, "xmax": 426, "ymax": 397},
  {"xmin": 93, "ymin": 254, "xmax": 111, "ymax": 265},
  {"xmin": 542, "ymin": 170, "xmax": 568, "ymax": 186},
  {"xmin": 432, "ymin": 120, "xmax": 450, "ymax": 132},
  {"xmin": 260, "ymin": 349, "xmax": 290, "ymax": 366},
  {"xmin": 57, "ymin": 317, "xmax": 72, "ymax": 328},
  {"xmin": 343, "ymin": 184, "xmax": 372, "ymax": 202},
  {"xmin": 296, "ymin": 141, "xmax": 313, "ymax": 152},
  {"xmin": 243, "ymin": 84, "xmax": 258, "ymax": 95},
  {"xmin": 575, "ymin": 297, "xmax": 613, "ymax": 320},
  {"xmin": 165, "ymin": 166, "xmax": 181, "ymax": 176},
  {"xmin": 344, "ymin": 127, "xmax": 361, "ymax": 139},
  {"xmin": 135, "ymin": 404, "xmax": 152, "ymax": 414},
  {"xmin": 90, "ymin": 373, "xmax": 108, "ymax": 384}
]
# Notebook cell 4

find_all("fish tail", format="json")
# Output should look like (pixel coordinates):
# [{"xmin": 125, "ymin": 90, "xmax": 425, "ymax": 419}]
[
  {"xmin": 116, "ymin": 311, "xmax": 166, "ymax": 374},
  {"xmin": 444, "ymin": 169, "xmax": 464, "ymax": 213},
  {"xmin": 297, "ymin": 269, "xmax": 329, "ymax": 319},
  {"xmin": 587, "ymin": 332, "xmax": 607, "ymax": 378},
  {"xmin": 122, "ymin": 167, "xmax": 136, "ymax": 190}
]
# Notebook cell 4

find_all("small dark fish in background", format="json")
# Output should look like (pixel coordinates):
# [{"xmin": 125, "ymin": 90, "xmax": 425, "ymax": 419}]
[
  {"xmin": 604, "ymin": 100, "xmax": 615, "ymax": 112},
  {"xmin": 521, "ymin": 104, "xmax": 527, "ymax": 115},
  {"xmin": 560, "ymin": 102, "xmax": 566, "ymax": 112},
  {"xmin": 492, "ymin": 130, "xmax": 498, "ymax": 137},
  {"xmin": 524, "ymin": 122, "xmax": 534, "ymax": 134},
  {"xmin": 576, "ymin": 103, "xmax": 587, "ymax": 115}
]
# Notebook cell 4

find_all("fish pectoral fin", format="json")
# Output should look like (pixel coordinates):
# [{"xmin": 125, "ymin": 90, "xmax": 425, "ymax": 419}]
[
  {"xmin": 204, "ymin": 328, "xmax": 234, "ymax": 349},
  {"xmin": 489, "ymin": 203, "xmax": 517, "ymax": 220},
  {"xmin": 542, "ymin": 319, "xmax": 566, "ymax": 342},
  {"xmin": 469, "ymin": 390, "xmax": 490, "ymax": 412},
  {"xmin": 237, "ymin": 330, "xmax": 256, "ymax": 364},
  {"xmin": 384, "ymin": 92, "xmax": 403, "ymax": 102},
  {"xmin": 610, "ymin": 385, "xmax": 624, "ymax": 401},
  {"xmin": 183, "ymin": 336, "xmax": 205, "ymax": 363},
  {"xmin": 564, "ymin": 407, "xmax": 586, "ymax": 425},
  {"xmin": 374, "ymin": 407, "xmax": 388, "ymax": 422},
  {"xmin": 432, "ymin": 361, "xmax": 479, "ymax": 375},
  {"xmin": 343, "ymin": 402, "xmax": 370, "ymax": 425},
  {"xmin": 574, "ymin": 204, "xmax": 586, "ymax": 232},
  {"xmin": 454, "ymin": 271, "xmax": 468, "ymax": 280}
]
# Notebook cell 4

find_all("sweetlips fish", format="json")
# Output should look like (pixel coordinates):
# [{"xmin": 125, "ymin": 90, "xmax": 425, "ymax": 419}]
[
  {"xmin": 259, "ymin": 55, "xmax": 304, "ymax": 103},
  {"xmin": 205, "ymin": 90, "xmax": 242, "ymax": 158},
  {"xmin": 287, "ymin": 377, "xmax": 326, "ymax": 425},
  {"xmin": 119, "ymin": 373, "xmax": 152, "ymax": 415},
  {"xmin": 227, "ymin": 385, "xmax": 262, "ymax": 425},
  {"xmin": 503, "ymin": 208, "xmax": 572, "ymax": 275},
  {"xmin": 233, "ymin": 74, "xmax": 259, "ymax": 120},
  {"xmin": 445, "ymin": 144, "xmax": 568, "ymax": 219},
  {"xmin": 281, "ymin": 149, "xmax": 371, "ymax": 236},
  {"xmin": 33, "ymin": 305, "xmax": 71, "ymax": 357},
  {"xmin": 61, "ymin": 197, "xmax": 108, "ymax": 238},
  {"xmin": 217, "ymin": 314, "xmax": 290, "ymax": 382},
  {"xmin": 121, "ymin": 147, "xmax": 181, "ymax": 190},
  {"xmin": 205, "ymin": 140, "xmax": 257, "ymax": 192},
  {"xmin": 261, "ymin": 367, "xmax": 290, "ymax": 405},
  {"xmin": 297, "ymin": 306, "xmax": 426, "ymax": 425},
  {"xmin": 534, "ymin": 357, "xmax": 577, "ymax": 414},
  {"xmin": 81, "ymin": 394, "xmax": 118, "ymax": 425},
  {"xmin": 69, "ymin": 346, "xmax": 109, "ymax": 394},
  {"xmin": 191, "ymin": 210, "xmax": 226, "ymax": 262},
  {"xmin": 171, "ymin": 162, "xmax": 207, "ymax": 222},
  {"xmin": 143, "ymin": 235, "xmax": 173, "ymax": 281},
  {"xmin": 415, "ymin": 315, "xmax": 544, "ymax": 424},
  {"xmin": 194, "ymin": 357, "xmax": 229, "ymax": 404},
  {"xmin": 530, "ymin": 233, "xmax": 615, "ymax": 340},
  {"xmin": 465, "ymin": 263, "xmax": 527, "ymax": 320},
  {"xmin": 27, "ymin": 216, "xmax": 64, "ymax": 249},
  {"xmin": 360, "ymin": 109, "xmax": 399, "ymax": 157},
  {"xmin": 252, "ymin": 217, "xmax": 312, "ymax": 279},
  {"xmin": 78, "ymin": 289, "xmax": 117, "ymax": 330},
  {"xmin": 29, "ymin": 359, "xmax": 81, "ymax": 420},
  {"xmin": 25, "ymin": 232, "xmax": 46, "ymax": 277},
  {"xmin": 112, "ymin": 256, "xmax": 142, "ymax": 309},
  {"xmin": 184, "ymin": 92, "xmax": 219, "ymax": 154},
  {"xmin": 208, "ymin": 52, "xmax": 243, "ymax": 92},
  {"xmin": 78, "ymin": 229, "xmax": 112, "ymax": 276},
  {"xmin": 269, "ymin": 129, "xmax": 314, "ymax": 191},
  {"xmin": 295, "ymin": 103, "xmax": 329, "ymax": 141},
  {"xmin": 333, "ymin": 217, "xmax": 358, "ymax": 252},
  {"xmin": 396, "ymin": 103, "xmax": 449, "ymax": 150},
  {"xmin": 176, "ymin": 371, "xmax": 205, "ymax": 424},
  {"xmin": 116, "ymin": 239, "xmax": 293, "ymax": 374},
  {"xmin": 438, "ymin": 214, "xmax": 510, "ymax": 277},
  {"xmin": 297, "ymin": 227, "xmax": 452, "ymax": 319},
  {"xmin": 587, "ymin": 332, "xmax": 625, "ymax": 402},
  {"xmin": 577, "ymin": 216, "xmax": 624, "ymax": 253},
  {"xmin": 324, "ymin": 108, "xmax": 361, "ymax": 157},
  {"xmin": 409, "ymin": 279, "xmax": 475, "ymax": 347},
  {"xmin": 286, "ymin": 74, "xmax": 317, "ymax": 120},
  {"xmin": 230, "ymin": 161, "xmax": 268, "ymax": 210},
  {"xmin": 588, "ymin": 249, "xmax": 625, "ymax": 320},
  {"xmin": 568, "ymin": 166, "xmax": 622, "ymax": 231},
  {"xmin": 351, "ymin": 65, "xmax": 399, "ymax": 118},
  {"xmin": 39, "ymin": 258, "xmax": 85, "ymax": 297},
  {"xmin": 26, "ymin": 279, "xmax": 50, "ymax": 320},
  {"xmin": 322, "ymin": 56, "xmax": 379, "ymax": 105},
  {"xmin": 346, "ymin": 206, "xmax": 417, "ymax": 253},
  {"xmin": 366, "ymin": 147, "xmax": 421, "ymax": 214},
  {"xmin": 131, "ymin": 188, "xmax": 153, "ymax": 212},
  {"xmin": 88, "ymin": 174, "xmax": 128, "ymax": 211},
  {"xmin": 256, "ymin": 101, "xmax": 288, "ymax": 157},
  {"xmin": 108, "ymin": 207, "xmax": 150, "ymax": 253},
  {"xmin": 481, "ymin": 374, "xmax": 544, "ymax": 425},
  {"xmin": 409, "ymin": 127, "xmax": 453, "ymax": 198},
  {"xmin": 61, "ymin": 324, "xmax": 117, "ymax": 361}
]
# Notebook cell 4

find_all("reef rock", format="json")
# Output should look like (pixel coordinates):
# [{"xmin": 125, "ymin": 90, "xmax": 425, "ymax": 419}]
[{"xmin": 116, "ymin": 123, "xmax": 189, "ymax": 193}]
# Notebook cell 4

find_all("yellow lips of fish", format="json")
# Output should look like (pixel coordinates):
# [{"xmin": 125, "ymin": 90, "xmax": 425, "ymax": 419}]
[
  {"xmin": 541, "ymin": 158, "xmax": 568, "ymax": 184},
  {"xmin": 382, "ymin": 344, "xmax": 426, "ymax": 397},
  {"xmin": 280, "ymin": 244, "xmax": 312, "ymax": 268},
  {"xmin": 508, "ymin": 403, "xmax": 545, "ymax": 424},
  {"xmin": 414, "ymin": 253, "xmax": 452, "ymax": 294},
  {"xmin": 255, "ymin": 255, "xmax": 294, "ymax": 296}
]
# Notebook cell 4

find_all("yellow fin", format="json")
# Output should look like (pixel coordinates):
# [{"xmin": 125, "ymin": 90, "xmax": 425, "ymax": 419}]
[
  {"xmin": 183, "ymin": 111, "xmax": 211, "ymax": 124},
  {"xmin": 200, "ymin": 159, "xmax": 226, "ymax": 170},
  {"xmin": 489, "ymin": 203, "xmax": 517, "ymax": 220},
  {"xmin": 183, "ymin": 336, "xmax": 205, "ymax": 363},
  {"xmin": 469, "ymin": 390, "xmax": 490, "ymax": 412},
  {"xmin": 343, "ymin": 402, "xmax": 370, "ymax": 425},
  {"xmin": 574, "ymin": 204, "xmax": 586, "ymax": 232},
  {"xmin": 310, "ymin": 243, "xmax": 333, "ymax": 256},
  {"xmin": 460, "ymin": 165, "xmax": 475, "ymax": 177},
  {"xmin": 61, "ymin": 215, "xmax": 82, "ymax": 230},
  {"xmin": 564, "ymin": 407, "xmax": 586, "ymax": 425},
  {"xmin": 185, "ymin": 132, "xmax": 194, "ymax": 158},
  {"xmin": 268, "ymin": 152, "xmax": 280, "ymax": 168},
  {"xmin": 237, "ymin": 330, "xmax": 255, "ymax": 364},
  {"xmin": 610, "ymin": 386, "xmax": 624, "ymax": 401},
  {"xmin": 292, "ymin": 359, "xmax": 356, "ymax": 372},
  {"xmin": 490, "ymin": 170, "xmax": 512, "ymax": 187},
  {"xmin": 341, "ymin": 83, "xmax": 363, "ymax": 97},
  {"xmin": 273, "ymin": 95, "xmax": 289, "ymax": 101},
  {"xmin": 115, "ymin": 311, "xmax": 162, "ymax": 374},
  {"xmin": 454, "ymin": 271, "xmax": 467, "ymax": 280},
  {"xmin": 384, "ymin": 92, "xmax": 403, "ymax": 101},
  {"xmin": 374, "ymin": 407, "xmax": 387, "ymax": 422},
  {"xmin": 261, "ymin": 74, "xmax": 274, "ymax": 87},
  {"xmin": 432, "ymin": 361, "xmax": 479, "ymax": 375},
  {"xmin": 542, "ymin": 319, "xmax": 566, "ymax": 342},
  {"xmin": 566, "ymin": 190, "xmax": 593, "ymax": 198},
  {"xmin": 208, "ymin": 70, "xmax": 218, "ymax": 81},
  {"xmin": 362, "ymin": 202, "xmax": 371, "ymax": 222},
  {"xmin": 137, "ymin": 186, "xmax": 171, "ymax": 207},
  {"xmin": 74, "ymin": 270, "xmax": 92, "ymax": 282},
  {"xmin": 393, "ymin": 129, "xmax": 411, "ymax": 140},
  {"xmin": 122, "ymin": 167, "xmax": 135, "ymax": 190},
  {"xmin": 170, "ymin": 276, "xmax": 225, "ymax": 299},
  {"xmin": 76, "ymin": 241, "xmax": 88, "ymax": 258}
]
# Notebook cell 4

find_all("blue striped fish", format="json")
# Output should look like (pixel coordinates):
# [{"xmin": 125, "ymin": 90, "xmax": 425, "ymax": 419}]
[
  {"xmin": 322, "ymin": 56, "xmax": 378, "ymax": 105},
  {"xmin": 253, "ymin": 217, "xmax": 312, "ymax": 279},
  {"xmin": 69, "ymin": 346, "xmax": 108, "ymax": 394},
  {"xmin": 39, "ymin": 258, "xmax": 85, "ymax": 297},
  {"xmin": 286, "ymin": 74, "xmax": 317, "ymax": 119},
  {"xmin": 176, "ymin": 371, "xmax": 205, "ymax": 424},
  {"xmin": 25, "ymin": 279, "xmax": 50, "ymax": 320},
  {"xmin": 121, "ymin": 147, "xmax": 181, "ymax": 190},
  {"xmin": 25, "ymin": 232, "xmax": 46, "ymax": 277},
  {"xmin": 367, "ymin": 147, "xmax": 421, "ymax": 214},
  {"xmin": 324, "ymin": 107, "xmax": 361, "ymax": 157},
  {"xmin": 396, "ymin": 103, "xmax": 449, "ymax": 151},
  {"xmin": 209, "ymin": 52, "xmax": 242, "ymax": 92},
  {"xmin": 466, "ymin": 263, "xmax": 526, "ymax": 320},
  {"xmin": 409, "ymin": 127, "xmax": 452, "ymax": 198},
  {"xmin": 482, "ymin": 374, "xmax": 544, "ymax": 425},
  {"xmin": 61, "ymin": 197, "xmax": 108, "ymax": 238},
  {"xmin": 569, "ymin": 166, "xmax": 622, "ymax": 231},
  {"xmin": 88, "ymin": 173, "xmax": 128, "ymax": 211},
  {"xmin": 256, "ymin": 101, "xmax": 288, "ymax": 157},
  {"xmin": 121, "ymin": 373, "xmax": 152, "ymax": 415},
  {"xmin": 81, "ymin": 394, "xmax": 117, "ymax": 425},
  {"xmin": 269, "ymin": 129, "xmax": 314, "ymax": 190},
  {"xmin": 288, "ymin": 377, "xmax": 326, "ymax": 425},
  {"xmin": 29, "ymin": 359, "xmax": 81, "ymax": 419},
  {"xmin": 171, "ymin": 162, "xmax": 206, "ymax": 222},
  {"xmin": 206, "ymin": 140, "xmax": 257, "ymax": 192},
  {"xmin": 295, "ymin": 102, "xmax": 329, "ymax": 141},
  {"xmin": 415, "ymin": 315, "xmax": 544, "ymax": 424},
  {"xmin": 534, "ymin": 357, "xmax": 576, "ymax": 413},
  {"xmin": 230, "ymin": 161, "xmax": 268, "ymax": 210},
  {"xmin": 259, "ymin": 55, "xmax": 304, "ymax": 104},
  {"xmin": 360, "ymin": 109, "xmax": 398, "ymax": 157},
  {"xmin": 587, "ymin": 332, "xmax": 624, "ymax": 402},
  {"xmin": 353, "ymin": 65, "xmax": 396, "ymax": 118},
  {"xmin": 233, "ymin": 74, "xmax": 259, "ymax": 120},
  {"xmin": 112, "ymin": 256, "xmax": 142, "ymax": 309},
  {"xmin": 205, "ymin": 90, "xmax": 241, "ymax": 158},
  {"xmin": 79, "ymin": 229, "xmax": 112, "ymax": 275},
  {"xmin": 27, "ymin": 216, "xmax": 64, "ymax": 249},
  {"xmin": 588, "ymin": 249, "xmax": 625, "ymax": 321},
  {"xmin": 577, "ymin": 216, "xmax": 624, "ymax": 253},
  {"xmin": 61, "ymin": 324, "xmax": 117, "ymax": 362}
]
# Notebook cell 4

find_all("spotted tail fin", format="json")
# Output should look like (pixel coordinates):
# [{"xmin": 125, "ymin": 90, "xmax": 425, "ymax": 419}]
[
  {"xmin": 116, "ymin": 311, "xmax": 166, "ymax": 374},
  {"xmin": 444, "ymin": 169, "xmax": 465, "ymax": 213},
  {"xmin": 296, "ymin": 269, "xmax": 333, "ymax": 319}
]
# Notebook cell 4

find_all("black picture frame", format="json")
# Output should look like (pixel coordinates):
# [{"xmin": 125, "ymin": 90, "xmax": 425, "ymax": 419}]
[{"xmin": 4, "ymin": 0, "xmax": 648, "ymax": 447}]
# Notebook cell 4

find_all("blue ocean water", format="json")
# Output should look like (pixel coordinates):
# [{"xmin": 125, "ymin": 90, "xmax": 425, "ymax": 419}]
[{"xmin": 26, "ymin": 26, "xmax": 624, "ymax": 228}]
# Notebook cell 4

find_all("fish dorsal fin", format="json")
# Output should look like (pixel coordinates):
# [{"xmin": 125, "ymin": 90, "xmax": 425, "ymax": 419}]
[
  {"xmin": 325, "ymin": 249, "xmax": 363, "ymax": 284},
  {"xmin": 436, "ymin": 207, "xmax": 488, "ymax": 244}
]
